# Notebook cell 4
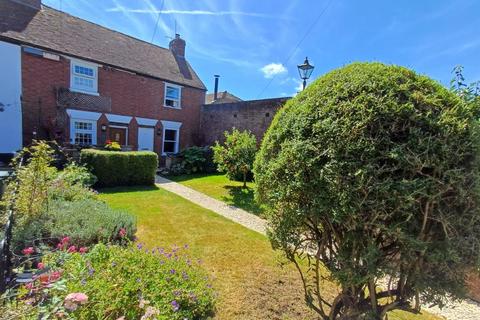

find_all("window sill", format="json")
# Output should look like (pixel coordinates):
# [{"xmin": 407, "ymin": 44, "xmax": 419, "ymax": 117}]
[
  {"xmin": 70, "ymin": 88, "xmax": 100, "ymax": 96},
  {"xmin": 163, "ymin": 105, "xmax": 182, "ymax": 110}
]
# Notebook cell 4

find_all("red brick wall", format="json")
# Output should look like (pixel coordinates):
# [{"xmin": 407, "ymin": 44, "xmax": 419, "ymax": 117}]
[
  {"xmin": 21, "ymin": 50, "xmax": 205, "ymax": 155},
  {"xmin": 199, "ymin": 98, "xmax": 289, "ymax": 146}
]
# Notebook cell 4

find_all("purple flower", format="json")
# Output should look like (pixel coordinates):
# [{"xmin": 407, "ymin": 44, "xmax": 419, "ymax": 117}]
[
  {"xmin": 169, "ymin": 269, "xmax": 176, "ymax": 275},
  {"xmin": 81, "ymin": 278, "xmax": 86, "ymax": 286},
  {"xmin": 182, "ymin": 271, "xmax": 189, "ymax": 280},
  {"xmin": 88, "ymin": 267, "xmax": 95, "ymax": 276},
  {"xmin": 206, "ymin": 284, "xmax": 212, "ymax": 288},
  {"xmin": 171, "ymin": 300, "xmax": 180, "ymax": 312},
  {"xmin": 137, "ymin": 243, "xmax": 143, "ymax": 250},
  {"xmin": 173, "ymin": 290, "xmax": 181, "ymax": 296},
  {"xmin": 183, "ymin": 244, "xmax": 189, "ymax": 249}
]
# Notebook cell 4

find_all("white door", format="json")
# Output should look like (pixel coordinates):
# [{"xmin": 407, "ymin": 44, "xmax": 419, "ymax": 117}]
[
  {"xmin": 138, "ymin": 127, "xmax": 154, "ymax": 151},
  {"xmin": 0, "ymin": 41, "xmax": 22, "ymax": 154}
]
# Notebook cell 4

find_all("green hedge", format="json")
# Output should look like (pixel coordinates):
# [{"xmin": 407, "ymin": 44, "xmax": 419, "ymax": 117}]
[{"xmin": 80, "ymin": 149, "xmax": 158, "ymax": 187}]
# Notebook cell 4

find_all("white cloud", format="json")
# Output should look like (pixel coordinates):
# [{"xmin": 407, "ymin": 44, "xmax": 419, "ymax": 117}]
[
  {"xmin": 293, "ymin": 78, "xmax": 303, "ymax": 92},
  {"xmin": 260, "ymin": 63, "xmax": 287, "ymax": 78},
  {"xmin": 106, "ymin": 6, "xmax": 276, "ymax": 18}
]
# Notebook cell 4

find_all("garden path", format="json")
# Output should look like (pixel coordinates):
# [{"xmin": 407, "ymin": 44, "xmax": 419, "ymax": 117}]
[
  {"xmin": 155, "ymin": 175, "xmax": 480, "ymax": 320},
  {"xmin": 155, "ymin": 175, "xmax": 267, "ymax": 235}
]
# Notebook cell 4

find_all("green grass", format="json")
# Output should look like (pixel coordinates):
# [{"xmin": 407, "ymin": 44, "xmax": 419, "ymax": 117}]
[
  {"xmin": 99, "ymin": 186, "xmax": 439, "ymax": 320},
  {"xmin": 168, "ymin": 173, "xmax": 265, "ymax": 216}
]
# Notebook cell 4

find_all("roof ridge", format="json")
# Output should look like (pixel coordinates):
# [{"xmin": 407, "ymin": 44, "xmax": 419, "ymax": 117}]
[{"xmin": 42, "ymin": 4, "xmax": 171, "ymax": 53}]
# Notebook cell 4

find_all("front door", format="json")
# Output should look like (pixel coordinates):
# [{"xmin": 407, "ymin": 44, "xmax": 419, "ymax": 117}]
[
  {"xmin": 138, "ymin": 127, "xmax": 154, "ymax": 151},
  {"xmin": 109, "ymin": 127, "xmax": 127, "ymax": 146}
]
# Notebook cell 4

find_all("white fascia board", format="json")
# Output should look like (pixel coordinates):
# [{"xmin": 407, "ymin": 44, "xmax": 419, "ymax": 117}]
[
  {"xmin": 136, "ymin": 117, "xmax": 158, "ymax": 127},
  {"xmin": 106, "ymin": 113, "xmax": 132, "ymax": 124},
  {"xmin": 161, "ymin": 120, "xmax": 182, "ymax": 130},
  {"xmin": 66, "ymin": 109, "xmax": 102, "ymax": 121}
]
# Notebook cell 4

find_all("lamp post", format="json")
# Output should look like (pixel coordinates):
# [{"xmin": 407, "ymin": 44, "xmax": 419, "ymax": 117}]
[{"xmin": 297, "ymin": 57, "xmax": 314, "ymax": 91}]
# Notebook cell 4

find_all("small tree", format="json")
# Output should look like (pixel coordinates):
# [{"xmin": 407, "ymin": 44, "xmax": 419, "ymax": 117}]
[
  {"xmin": 254, "ymin": 63, "xmax": 480, "ymax": 319},
  {"xmin": 212, "ymin": 128, "xmax": 257, "ymax": 188}
]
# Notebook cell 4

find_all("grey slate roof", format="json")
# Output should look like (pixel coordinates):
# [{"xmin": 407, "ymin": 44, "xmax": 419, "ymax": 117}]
[{"xmin": 0, "ymin": 1, "xmax": 206, "ymax": 90}]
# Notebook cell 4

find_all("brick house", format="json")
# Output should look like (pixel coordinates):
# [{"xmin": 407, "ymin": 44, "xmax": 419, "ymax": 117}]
[{"xmin": 0, "ymin": 0, "xmax": 206, "ymax": 158}]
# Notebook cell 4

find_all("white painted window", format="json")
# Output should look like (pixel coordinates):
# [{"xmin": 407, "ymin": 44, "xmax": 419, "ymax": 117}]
[
  {"xmin": 164, "ymin": 83, "xmax": 181, "ymax": 109},
  {"xmin": 66, "ymin": 109, "xmax": 101, "ymax": 146},
  {"xmin": 72, "ymin": 119, "xmax": 96, "ymax": 145},
  {"xmin": 161, "ymin": 120, "xmax": 182, "ymax": 155},
  {"xmin": 70, "ymin": 59, "xmax": 98, "ymax": 94}
]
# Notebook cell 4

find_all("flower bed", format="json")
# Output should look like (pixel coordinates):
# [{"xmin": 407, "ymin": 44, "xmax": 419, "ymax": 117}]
[{"xmin": 4, "ymin": 241, "xmax": 215, "ymax": 319}]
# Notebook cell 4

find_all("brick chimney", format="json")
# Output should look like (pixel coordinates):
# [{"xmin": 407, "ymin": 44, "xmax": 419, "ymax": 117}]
[
  {"xmin": 11, "ymin": 0, "xmax": 41, "ymax": 10},
  {"xmin": 169, "ymin": 34, "xmax": 186, "ymax": 57}
]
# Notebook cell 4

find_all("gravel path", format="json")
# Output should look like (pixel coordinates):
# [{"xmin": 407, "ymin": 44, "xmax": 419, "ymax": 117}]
[
  {"xmin": 155, "ymin": 175, "xmax": 480, "ymax": 320},
  {"xmin": 155, "ymin": 175, "xmax": 267, "ymax": 235}
]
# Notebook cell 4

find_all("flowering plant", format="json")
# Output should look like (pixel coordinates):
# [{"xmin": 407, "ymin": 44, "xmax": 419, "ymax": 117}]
[
  {"xmin": 44, "ymin": 243, "xmax": 216, "ymax": 319},
  {"xmin": 104, "ymin": 140, "xmax": 121, "ymax": 151}
]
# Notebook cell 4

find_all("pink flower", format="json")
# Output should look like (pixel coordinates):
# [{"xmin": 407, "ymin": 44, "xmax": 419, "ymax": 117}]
[
  {"xmin": 22, "ymin": 247, "xmax": 35, "ymax": 255},
  {"xmin": 67, "ymin": 245, "xmax": 77, "ymax": 253},
  {"xmin": 37, "ymin": 262, "xmax": 45, "ymax": 269},
  {"xmin": 25, "ymin": 282, "xmax": 34, "ymax": 290},
  {"xmin": 118, "ymin": 228, "xmax": 127, "ymax": 238},
  {"xmin": 79, "ymin": 247, "xmax": 88, "ymax": 254},
  {"xmin": 64, "ymin": 292, "xmax": 88, "ymax": 311},
  {"xmin": 61, "ymin": 236, "xmax": 70, "ymax": 244},
  {"xmin": 57, "ymin": 243, "xmax": 64, "ymax": 250}
]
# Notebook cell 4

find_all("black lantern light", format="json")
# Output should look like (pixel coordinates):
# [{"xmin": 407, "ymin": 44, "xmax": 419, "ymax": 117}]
[{"xmin": 297, "ymin": 57, "xmax": 314, "ymax": 91}]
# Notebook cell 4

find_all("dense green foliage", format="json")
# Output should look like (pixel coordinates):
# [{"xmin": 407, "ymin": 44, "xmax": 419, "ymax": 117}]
[
  {"xmin": 254, "ymin": 62, "xmax": 480, "ymax": 319},
  {"xmin": 169, "ymin": 146, "xmax": 216, "ymax": 175},
  {"xmin": 80, "ymin": 149, "xmax": 158, "ymax": 187},
  {"xmin": 212, "ymin": 128, "xmax": 257, "ymax": 187},
  {"xmin": 13, "ymin": 199, "xmax": 136, "ymax": 248},
  {"xmin": 4, "ymin": 244, "xmax": 215, "ymax": 319}
]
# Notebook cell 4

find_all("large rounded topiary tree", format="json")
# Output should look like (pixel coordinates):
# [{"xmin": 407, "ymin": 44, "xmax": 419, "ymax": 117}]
[{"xmin": 254, "ymin": 62, "xmax": 480, "ymax": 319}]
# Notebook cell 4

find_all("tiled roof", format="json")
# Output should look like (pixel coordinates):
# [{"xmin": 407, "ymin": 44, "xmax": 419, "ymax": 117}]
[
  {"xmin": 205, "ymin": 91, "xmax": 243, "ymax": 104},
  {"xmin": 0, "ymin": 1, "xmax": 206, "ymax": 90}
]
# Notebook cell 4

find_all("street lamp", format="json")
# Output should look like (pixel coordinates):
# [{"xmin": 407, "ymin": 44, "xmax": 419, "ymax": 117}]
[{"xmin": 297, "ymin": 57, "xmax": 314, "ymax": 91}]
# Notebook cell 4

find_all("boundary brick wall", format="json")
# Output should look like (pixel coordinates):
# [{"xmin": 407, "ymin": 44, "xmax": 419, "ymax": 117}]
[{"xmin": 199, "ymin": 97, "xmax": 289, "ymax": 146}]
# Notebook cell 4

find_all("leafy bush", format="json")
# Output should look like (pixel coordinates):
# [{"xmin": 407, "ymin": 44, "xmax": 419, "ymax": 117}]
[
  {"xmin": 13, "ymin": 199, "xmax": 136, "ymax": 248},
  {"xmin": 54, "ymin": 163, "xmax": 97, "ymax": 187},
  {"xmin": 212, "ymin": 128, "xmax": 257, "ymax": 187},
  {"xmin": 254, "ymin": 62, "xmax": 480, "ymax": 318},
  {"xmin": 25, "ymin": 243, "xmax": 215, "ymax": 319},
  {"xmin": 80, "ymin": 149, "xmax": 158, "ymax": 187},
  {"xmin": 169, "ymin": 146, "xmax": 217, "ymax": 175}
]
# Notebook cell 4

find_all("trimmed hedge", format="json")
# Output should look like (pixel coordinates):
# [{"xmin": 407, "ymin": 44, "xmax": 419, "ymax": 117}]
[{"xmin": 80, "ymin": 149, "xmax": 158, "ymax": 187}]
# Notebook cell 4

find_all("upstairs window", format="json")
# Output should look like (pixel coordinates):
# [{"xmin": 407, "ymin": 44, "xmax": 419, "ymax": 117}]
[
  {"xmin": 70, "ymin": 60, "xmax": 98, "ymax": 94},
  {"xmin": 164, "ymin": 83, "xmax": 181, "ymax": 109}
]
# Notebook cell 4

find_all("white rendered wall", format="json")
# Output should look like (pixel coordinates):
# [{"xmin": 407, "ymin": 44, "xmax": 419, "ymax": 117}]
[{"xmin": 0, "ymin": 41, "xmax": 22, "ymax": 154}]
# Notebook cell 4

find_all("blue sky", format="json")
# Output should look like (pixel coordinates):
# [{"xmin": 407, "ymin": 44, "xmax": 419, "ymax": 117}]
[{"xmin": 43, "ymin": 0, "xmax": 480, "ymax": 100}]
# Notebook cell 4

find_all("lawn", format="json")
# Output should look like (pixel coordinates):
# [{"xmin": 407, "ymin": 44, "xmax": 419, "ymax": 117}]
[
  {"xmin": 168, "ymin": 173, "xmax": 265, "ymax": 216},
  {"xmin": 100, "ymin": 186, "xmax": 439, "ymax": 320}
]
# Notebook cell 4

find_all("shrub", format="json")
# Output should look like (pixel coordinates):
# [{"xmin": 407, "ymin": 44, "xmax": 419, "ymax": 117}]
[
  {"xmin": 80, "ymin": 149, "xmax": 158, "ymax": 187},
  {"xmin": 169, "ymin": 146, "xmax": 217, "ymax": 175},
  {"xmin": 13, "ymin": 199, "xmax": 136, "ymax": 248},
  {"xmin": 254, "ymin": 62, "xmax": 480, "ymax": 318},
  {"xmin": 54, "ymin": 163, "xmax": 97, "ymax": 187},
  {"xmin": 212, "ymin": 128, "xmax": 257, "ymax": 187},
  {"xmin": 25, "ymin": 243, "xmax": 215, "ymax": 319}
]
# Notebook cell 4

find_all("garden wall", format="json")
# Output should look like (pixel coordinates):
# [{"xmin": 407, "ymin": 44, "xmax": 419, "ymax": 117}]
[{"xmin": 199, "ymin": 97, "xmax": 289, "ymax": 145}]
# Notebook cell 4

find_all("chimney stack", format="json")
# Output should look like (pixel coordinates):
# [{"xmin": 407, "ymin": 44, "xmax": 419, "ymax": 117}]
[
  {"xmin": 169, "ymin": 34, "xmax": 186, "ymax": 57},
  {"xmin": 214, "ymin": 75, "xmax": 220, "ymax": 101},
  {"xmin": 11, "ymin": 0, "xmax": 41, "ymax": 10}
]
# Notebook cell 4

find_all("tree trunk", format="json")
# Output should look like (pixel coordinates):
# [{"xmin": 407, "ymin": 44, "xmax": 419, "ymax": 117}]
[{"xmin": 243, "ymin": 171, "xmax": 247, "ymax": 188}]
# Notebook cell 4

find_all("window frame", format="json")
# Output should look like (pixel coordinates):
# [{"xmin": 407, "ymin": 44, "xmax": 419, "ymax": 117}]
[
  {"xmin": 163, "ymin": 82, "xmax": 182, "ymax": 109},
  {"xmin": 70, "ymin": 118, "xmax": 97, "ymax": 146},
  {"xmin": 160, "ymin": 120, "xmax": 182, "ymax": 155},
  {"xmin": 70, "ymin": 59, "xmax": 99, "ymax": 95}
]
